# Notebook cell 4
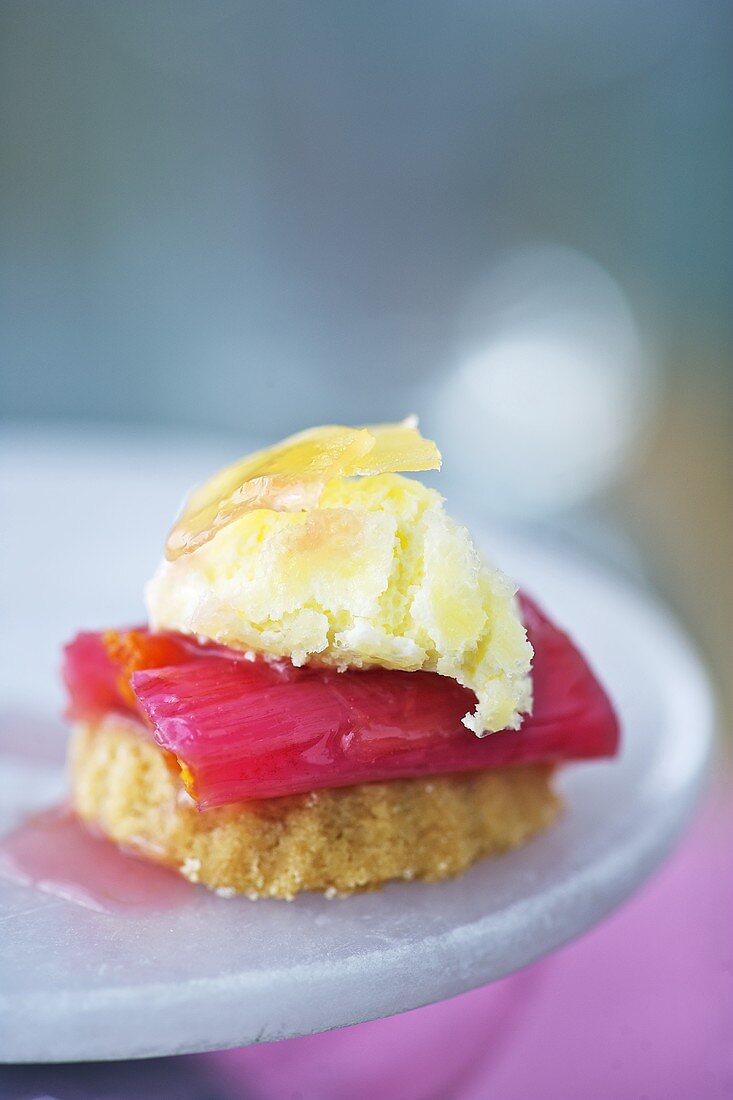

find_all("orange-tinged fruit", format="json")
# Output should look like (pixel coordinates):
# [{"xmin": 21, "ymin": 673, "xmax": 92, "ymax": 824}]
[
  {"xmin": 177, "ymin": 760, "xmax": 198, "ymax": 799},
  {"xmin": 166, "ymin": 419, "xmax": 441, "ymax": 561},
  {"xmin": 102, "ymin": 630, "xmax": 189, "ymax": 708}
]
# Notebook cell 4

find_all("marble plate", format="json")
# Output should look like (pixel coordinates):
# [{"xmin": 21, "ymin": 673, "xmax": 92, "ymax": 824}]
[{"xmin": 0, "ymin": 434, "xmax": 715, "ymax": 1062}]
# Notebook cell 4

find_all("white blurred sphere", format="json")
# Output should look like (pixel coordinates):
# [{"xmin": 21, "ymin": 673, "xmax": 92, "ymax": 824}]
[{"xmin": 431, "ymin": 245, "xmax": 657, "ymax": 517}]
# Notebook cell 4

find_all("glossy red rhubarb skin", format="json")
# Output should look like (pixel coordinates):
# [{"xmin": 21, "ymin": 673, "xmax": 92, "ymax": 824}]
[
  {"xmin": 63, "ymin": 630, "xmax": 128, "ymax": 721},
  {"xmin": 63, "ymin": 596, "xmax": 620, "ymax": 809}
]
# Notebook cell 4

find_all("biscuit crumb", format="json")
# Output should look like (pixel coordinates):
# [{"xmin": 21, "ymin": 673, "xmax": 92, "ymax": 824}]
[{"xmin": 180, "ymin": 856, "xmax": 201, "ymax": 883}]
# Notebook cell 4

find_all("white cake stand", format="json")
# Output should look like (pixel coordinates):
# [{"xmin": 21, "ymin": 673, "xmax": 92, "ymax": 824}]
[{"xmin": 0, "ymin": 432, "xmax": 716, "ymax": 1062}]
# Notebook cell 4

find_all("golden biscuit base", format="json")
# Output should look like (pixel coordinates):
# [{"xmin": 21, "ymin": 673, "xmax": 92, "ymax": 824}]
[{"xmin": 69, "ymin": 718, "xmax": 561, "ymax": 899}]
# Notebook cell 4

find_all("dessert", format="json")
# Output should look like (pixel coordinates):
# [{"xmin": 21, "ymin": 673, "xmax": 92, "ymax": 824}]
[{"xmin": 63, "ymin": 421, "xmax": 619, "ymax": 898}]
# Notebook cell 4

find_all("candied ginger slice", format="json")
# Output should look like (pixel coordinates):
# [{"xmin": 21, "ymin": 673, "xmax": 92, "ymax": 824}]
[
  {"xmin": 166, "ymin": 420, "xmax": 440, "ymax": 560},
  {"xmin": 347, "ymin": 420, "xmax": 442, "ymax": 476}
]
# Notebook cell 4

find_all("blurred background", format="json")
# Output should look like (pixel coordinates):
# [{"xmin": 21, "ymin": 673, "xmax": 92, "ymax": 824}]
[
  {"xmin": 0, "ymin": 4, "xmax": 732, "ymax": 1094},
  {"xmin": 2, "ymin": 1, "xmax": 731, "ymax": 727}
]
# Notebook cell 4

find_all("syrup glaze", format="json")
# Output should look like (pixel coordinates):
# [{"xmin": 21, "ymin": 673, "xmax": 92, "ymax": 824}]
[{"xmin": 0, "ymin": 805, "xmax": 195, "ymax": 913}]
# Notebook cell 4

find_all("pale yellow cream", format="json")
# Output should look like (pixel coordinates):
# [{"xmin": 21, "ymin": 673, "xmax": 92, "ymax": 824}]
[{"xmin": 147, "ymin": 437, "xmax": 532, "ymax": 735}]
